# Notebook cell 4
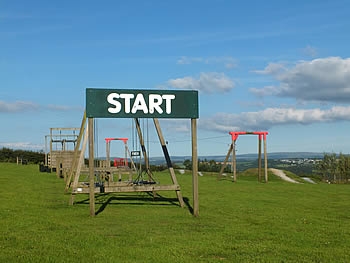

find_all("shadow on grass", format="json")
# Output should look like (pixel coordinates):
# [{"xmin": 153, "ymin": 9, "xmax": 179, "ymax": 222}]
[{"xmin": 75, "ymin": 192, "xmax": 194, "ymax": 216}]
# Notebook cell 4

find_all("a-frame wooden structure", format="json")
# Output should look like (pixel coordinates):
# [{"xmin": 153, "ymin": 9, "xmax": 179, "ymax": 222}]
[
  {"xmin": 65, "ymin": 113, "xmax": 186, "ymax": 210},
  {"xmin": 218, "ymin": 131, "xmax": 268, "ymax": 182}
]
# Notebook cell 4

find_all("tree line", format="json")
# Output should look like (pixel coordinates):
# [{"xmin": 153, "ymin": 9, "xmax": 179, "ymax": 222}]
[
  {"xmin": 182, "ymin": 159, "xmax": 231, "ymax": 173},
  {"xmin": 2, "ymin": 146, "xmax": 349, "ymax": 183},
  {"xmin": 0, "ymin": 147, "xmax": 45, "ymax": 164},
  {"xmin": 316, "ymin": 153, "xmax": 350, "ymax": 183}
]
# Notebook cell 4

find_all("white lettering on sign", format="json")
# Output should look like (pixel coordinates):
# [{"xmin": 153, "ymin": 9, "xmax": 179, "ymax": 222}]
[
  {"xmin": 120, "ymin": 93, "xmax": 134, "ymax": 113},
  {"xmin": 132, "ymin": 93, "xmax": 148, "ymax": 113},
  {"xmin": 107, "ymin": 93, "xmax": 175, "ymax": 115}
]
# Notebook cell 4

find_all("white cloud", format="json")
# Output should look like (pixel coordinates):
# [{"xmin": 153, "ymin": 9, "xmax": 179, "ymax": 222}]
[
  {"xmin": 0, "ymin": 100, "xmax": 82, "ymax": 113},
  {"xmin": 0, "ymin": 100, "xmax": 39, "ymax": 112},
  {"xmin": 161, "ymin": 119, "xmax": 190, "ymax": 133},
  {"xmin": 177, "ymin": 56, "xmax": 237, "ymax": 69},
  {"xmin": 251, "ymin": 62, "xmax": 286, "ymax": 75},
  {"xmin": 251, "ymin": 57, "xmax": 350, "ymax": 103},
  {"xmin": 200, "ymin": 106, "xmax": 350, "ymax": 132},
  {"xmin": 301, "ymin": 45, "xmax": 318, "ymax": 57},
  {"xmin": 177, "ymin": 56, "xmax": 204, "ymax": 65},
  {"xmin": 46, "ymin": 104, "xmax": 83, "ymax": 111},
  {"xmin": 250, "ymin": 85, "xmax": 280, "ymax": 97},
  {"xmin": 167, "ymin": 72, "xmax": 235, "ymax": 93},
  {"xmin": 0, "ymin": 142, "xmax": 44, "ymax": 150}
]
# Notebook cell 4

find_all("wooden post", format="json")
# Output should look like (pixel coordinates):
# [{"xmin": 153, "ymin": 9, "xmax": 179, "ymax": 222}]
[
  {"xmin": 264, "ymin": 134, "xmax": 268, "ymax": 183},
  {"xmin": 88, "ymin": 118, "xmax": 95, "ymax": 217},
  {"xmin": 56, "ymin": 156, "xmax": 62, "ymax": 178},
  {"xmin": 124, "ymin": 142, "xmax": 128, "ymax": 167},
  {"xmin": 106, "ymin": 140, "xmax": 111, "ymax": 170},
  {"xmin": 232, "ymin": 139, "xmax": 237, "ymax": 182},
  {"xmin": 125, "ymin": 144, "xmax": 137, "ymax": 171},
  {"xmin": 50, "ymin": 128, "xmax": 53, "ymax": 172},
  {"xmin": 191, "ymin": 118, "xmax": 199, "ymax": 217},
  {"xmin": 44, "ymin": 136, "xmax": 48, "ymax": 166},
  {"xmin": 153, "ymin": 118, "xmax": 184, "ymax": 207},
  {"xmin": 258, "ymin": 135, "xmax": 262, "ymax": 182}
]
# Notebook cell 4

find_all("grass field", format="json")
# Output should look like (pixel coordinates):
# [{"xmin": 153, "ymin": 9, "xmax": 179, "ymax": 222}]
[{"xmin": 1, "ymin": 163, "xmax": 350, "ymax": 262}]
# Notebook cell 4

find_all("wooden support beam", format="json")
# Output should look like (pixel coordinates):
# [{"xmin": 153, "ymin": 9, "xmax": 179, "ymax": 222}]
[
  {"xmin": 191, "ymin": 118, "xmax": 199, "ymax": 217},
  {"xmin": 232, "ymin": 139, "xmax": 237, "ymax": 182},
  {"xmin": 50, "ymin": 127, "xmax": 81, "ymax": 131},
  {"xmin": 258, "ymin": 135, "xmax": 262, "ymax": 182},
  {"xmin": 134, "ymin": 118, "xmax": 152, "ymax": 180},
  {"xmin": 106, "ymin": 140, "xmax": 110, "ymax": 168},
  {"xmin": 264, "ymin": 135, "xmax": 268, "ymax": 183},
  {"xmin": 88, "ymin": 118, "xmax": 95, "ymax": 217},
  {"xmin": 153, "ymin": 118, "xmax": 184, "ymax": 208},
  {"xmin": 218, "ymin": 143, "xmax": 233, "ymax": 179},
  {"xmin": 65, "ymin": 111, "xmax": 86, "ymax": 191},
  {"xmin": 69, "ymin": 124, "xmax": 89, "ymax": 205}
]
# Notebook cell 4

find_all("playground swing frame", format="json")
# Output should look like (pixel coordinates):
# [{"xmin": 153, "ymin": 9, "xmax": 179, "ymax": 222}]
[
  {"xmin": 67, "ymin": 88, "xmax": 199, "ymax": 217},
  {"xmin": 218, "ymin": 131, "xmax": 269, "ymax": 182}
]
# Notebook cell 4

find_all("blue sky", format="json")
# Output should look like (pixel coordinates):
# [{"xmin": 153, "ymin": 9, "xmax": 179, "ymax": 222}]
[{"xmin": 1, "ymin": 0, "xmax": 350, "ymax": 158}]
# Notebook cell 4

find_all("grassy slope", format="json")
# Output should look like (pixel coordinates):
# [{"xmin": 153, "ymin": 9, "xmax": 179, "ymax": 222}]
[{"xmin": 1, "ymin": 163, "xmax": 349, "ymax": 262}]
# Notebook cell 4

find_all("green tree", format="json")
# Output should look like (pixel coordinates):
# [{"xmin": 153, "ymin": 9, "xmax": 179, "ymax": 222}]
[{"xmin": 183, "ymin": 159, "xmax": 192, "ymax": 170}]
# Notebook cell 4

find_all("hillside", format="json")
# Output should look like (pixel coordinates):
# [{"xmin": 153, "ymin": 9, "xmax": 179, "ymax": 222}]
[{"xmin": 149, "ymin": 152, "xmax": 325, "ymax": 165}]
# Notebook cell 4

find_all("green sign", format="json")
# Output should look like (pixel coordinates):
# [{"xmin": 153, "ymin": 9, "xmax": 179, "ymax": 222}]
[{"xmin": 86, "ymin": 88, "xmax": 199, "ymax": 119}]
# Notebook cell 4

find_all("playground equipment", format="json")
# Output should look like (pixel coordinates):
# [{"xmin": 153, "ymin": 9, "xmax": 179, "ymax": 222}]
[
  {"xmin": 66, "ymin": 88, "xmax": 199, "ymax": 217},
  {"xmin": 66, "ymin": 115, "xmax": 186, "ymax": 209},
  {"xmin": 219, "ymin": 131, "xmax": 268, "ymax": 182},
  {"xmin": 104, "ymin": 137, "xmax": 138, "ymax": 182},
  {"xmin": 42, "ymin": 127, "xmax": 80, "ymax": 177}
]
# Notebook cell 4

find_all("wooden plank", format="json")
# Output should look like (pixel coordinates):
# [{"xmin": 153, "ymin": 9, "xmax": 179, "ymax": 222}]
[
  {"xmin": 105, "ymin": 184, "xmax": 180, "ymax": 193},
  {"xmin": 72, "ymin": 184, "xmax": 180, "ymax": 194},
  {"xmin": 72, "ymin": 186, "xmax": 99, "ymax": 194}
]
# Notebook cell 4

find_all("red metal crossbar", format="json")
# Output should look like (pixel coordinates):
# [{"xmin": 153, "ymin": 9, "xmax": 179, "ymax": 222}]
[
  {"xmin": 105, "ymin": 137, "xmax": 128, "ymax": 144},
  {"xmin": 229, "ymin": 131, "xmax": 268, "ymax": 141}
]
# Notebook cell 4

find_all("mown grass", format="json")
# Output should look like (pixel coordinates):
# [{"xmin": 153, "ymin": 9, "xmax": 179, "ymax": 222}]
[{"xmin": 1, "ymin": 163, "xmax": 349, "ymax": 262}]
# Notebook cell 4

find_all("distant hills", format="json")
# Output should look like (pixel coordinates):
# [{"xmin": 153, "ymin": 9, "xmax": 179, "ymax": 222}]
[{"xmin": 148, "ymin": 152, "xmax": 326, "ymax": 165}]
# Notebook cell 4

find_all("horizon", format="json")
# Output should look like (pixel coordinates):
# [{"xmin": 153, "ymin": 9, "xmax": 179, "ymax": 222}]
[{"xmin": 2, "ymin": 146, "xmax": 338, "ymax": 160}]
